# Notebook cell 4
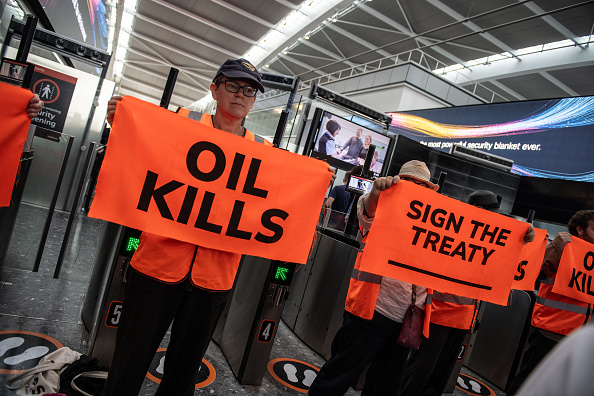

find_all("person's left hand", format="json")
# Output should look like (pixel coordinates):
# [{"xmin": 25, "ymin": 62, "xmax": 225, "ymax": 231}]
[
  {"xmin": 524, "ymin": 224, "xmax": 536, "ymax": 244},
  {"xmin": 26, "ymin": 94, "xmax": 43, "ymax": 118}
]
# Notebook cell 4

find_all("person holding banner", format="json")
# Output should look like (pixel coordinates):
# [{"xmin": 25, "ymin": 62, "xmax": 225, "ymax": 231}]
[
  {"xmin": 308, "ymin": 160, "xmax": 438, "ymax": 396},
  {"xmin": 399, "ymin": 189, "xmax": 535, "ymax": 396},
  {"xmin": 26, "ymin": 94, "xmax": 43, "ymax": 118},
  {"xmin": 507, "ymin": 209, "xmax": 594, "ymax": 395},
  {"xmin": 100, "ymin": 58, "xmax": 334, "ymax": 396}
]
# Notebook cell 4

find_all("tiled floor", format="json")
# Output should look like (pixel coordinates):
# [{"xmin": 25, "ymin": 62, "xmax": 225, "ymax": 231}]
[{"xmin": 0, "ymin": 203, "xmax": 506, "ymax": 395}]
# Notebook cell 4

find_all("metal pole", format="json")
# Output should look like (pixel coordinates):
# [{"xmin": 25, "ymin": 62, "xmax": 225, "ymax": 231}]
[
  {"xmin": 33, "ymin": 135, "xmax": 74, "ymax": 272},
  {"xmin": 160, "ymin": 68, "xmax": 178, "ymax": 109}
]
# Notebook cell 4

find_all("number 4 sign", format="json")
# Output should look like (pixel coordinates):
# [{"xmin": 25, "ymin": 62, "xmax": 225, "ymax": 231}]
[{"xmin": 258, "ymin": 320, "xmax": 277, "ymax": 343}]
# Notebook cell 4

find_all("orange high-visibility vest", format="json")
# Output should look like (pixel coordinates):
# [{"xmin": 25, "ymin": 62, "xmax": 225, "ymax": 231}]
[
  {"xmin": 427, "ymin": 291, "xmax": 477, "ymax": 330},
  {"xmin": 531, "ymin": 277, "xmax": 591, "ymax": 336},
  {"xmin": 129, "ymin": 111, "xmax": 272, "ymax": 291}
]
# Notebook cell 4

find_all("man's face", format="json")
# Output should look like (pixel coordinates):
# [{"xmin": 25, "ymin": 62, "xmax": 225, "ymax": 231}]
[
  {"xmin": 577, "ymin": 220, "xmax": 594, "ymax": 244},
  {"xmin": 356, "ymin": 129, "xmax": 361, "ymax": 139},
  {"xmin": 210, "ymin": 78, "xmax": 257, "ymax": 120}
]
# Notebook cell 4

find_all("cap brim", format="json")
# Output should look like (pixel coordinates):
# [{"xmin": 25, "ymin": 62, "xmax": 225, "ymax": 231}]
[
  {"xmin": 218, "ymin": 70, "xmax": 265, "ymax": 92},
  {"xmin": 402, "ymin": 175, "xmax": 439, "ymax": 191}
]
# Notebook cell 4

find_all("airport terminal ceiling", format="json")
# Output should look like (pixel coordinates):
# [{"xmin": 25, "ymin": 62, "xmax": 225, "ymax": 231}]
[{"xmin": 12, "ymin": 0, "xmax": 594, "ymax": 111}]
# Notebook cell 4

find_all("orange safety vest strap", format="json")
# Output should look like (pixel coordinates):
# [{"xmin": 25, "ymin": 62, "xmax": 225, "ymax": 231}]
[
  {"xmin": 535, "ymin": 296, "xmax": 590, "ymax": 315},
  {"xmin": 432, "ymin": 291, "xmax": 476, "ymax": 305},
  {"xmin": 351, "ymin": 268, "xmax": 382, "ymax": 284}
]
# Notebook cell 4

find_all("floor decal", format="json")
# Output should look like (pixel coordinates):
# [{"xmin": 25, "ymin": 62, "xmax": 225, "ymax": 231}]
[
  {"xmin": 0, "ymin": 330, "xmax": 63, "ymax": 374},
  {"xmin": 146, "ymin": 348, "xmax": 216, "ymax": 389},
  {"xmin": 456, "ymin": 373, "xmax": 495, "ymax": 396},
  {"xmin": 267, "ymin": 358, "xmax": 319, "ymax": 393}
]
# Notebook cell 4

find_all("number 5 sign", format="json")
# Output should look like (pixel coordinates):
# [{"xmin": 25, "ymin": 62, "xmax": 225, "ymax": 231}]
[{"xmin": 105, "ymin": 301, "xmax": 124, "ymax": 328}]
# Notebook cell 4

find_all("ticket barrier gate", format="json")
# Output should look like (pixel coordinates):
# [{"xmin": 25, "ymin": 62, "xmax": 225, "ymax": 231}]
[
  {"xmin": 81, "ymin": 223, "xmax": 141, "ymax": 365},
  {"xmin": 213, "ymin": 256, "xmax": 295, "ymax": 385}
]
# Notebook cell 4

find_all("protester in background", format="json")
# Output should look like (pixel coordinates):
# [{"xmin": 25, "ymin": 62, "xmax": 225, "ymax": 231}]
[
  {"xmin": 101, "ymin": 58, "xmax": 335, "ymax": 396},
  {"xmin": 507, "ymin": 209, "xmax": 594, "ymax": 395},
  {"xmin": 308, "ymin": 160, "xmax": 439, "ymax": 396},
  {"xmin": 399, "ymin": 190, "xmax": 534, "ymax": 396}
]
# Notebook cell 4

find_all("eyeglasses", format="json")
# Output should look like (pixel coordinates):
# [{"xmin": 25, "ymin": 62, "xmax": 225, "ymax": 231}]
[
  {"xmin": 400, "ymin": 176, "xmax": 430, "ymax": 189},
  {"xmin": 217, "ymin": 80, "xmax": 257, "ymax": 97}
]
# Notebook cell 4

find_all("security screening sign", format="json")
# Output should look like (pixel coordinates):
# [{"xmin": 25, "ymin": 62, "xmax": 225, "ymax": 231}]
[
  {"xmin": 89, "ymin": 96, "xmax": 332, "ymax": 264},
  {"xmin": 30, "ymin": 65, "xmax": 77, "ymax": 134},
  {"xmin": 553, "ymin": 237, "xmax": 594, "ymax": 304},
  {"xmin": 358, "ymin": 182, "xmax": 530, "ymax": 305}
]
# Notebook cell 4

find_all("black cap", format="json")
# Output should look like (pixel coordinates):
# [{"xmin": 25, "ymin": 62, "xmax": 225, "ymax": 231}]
[
  {"xmin": 213, "ymin": 58, "xmax": 265, "ymax": 93},
  {"xmin": 467, "ymin": 190, "xmax": 501, "ymax": 210}
]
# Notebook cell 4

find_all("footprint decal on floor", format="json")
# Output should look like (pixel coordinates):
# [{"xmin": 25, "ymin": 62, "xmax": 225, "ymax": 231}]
[
  {"xmin": 0, "ymin": 331, "xmax": 62, "ymax": 374},
  {"xmin": 456, "ymin": 373, "xmax": 495, "ymax": 395},
  {"xmin": 303, "ymin": 369, "xmax": 317, "ymax": 387},
  {"xmin": 283, "ymin": 363, "xmax": 298, "ymax": 382},
  {"xmin": 4, "ymin": 346, "xmax": 50, "ymax": 365},
  {"xmin": 0, "ymin": 337, "xmax": 25, "ymax": 357},
  {"xmin": 267, "ymin": 358, "xmax": 321, "ymax": 392}
]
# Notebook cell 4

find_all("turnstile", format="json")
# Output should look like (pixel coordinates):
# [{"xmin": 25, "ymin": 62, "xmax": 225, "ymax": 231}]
[
  {"xmin": 81, "ymin": 223, "xmax": 140, "ymax": 365},
  {"xmin": 213, "ymin": 256, "xmax": 295, "ymax": 385}
]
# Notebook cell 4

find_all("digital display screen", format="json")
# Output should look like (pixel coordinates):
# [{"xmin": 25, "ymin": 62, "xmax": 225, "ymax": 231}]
[
  {"xmin": 310, "ymin": 110, "xmax": 392, "ymax": 178},
  {"xmin": 388, "ymin": 96, "xmax": 594, "ymax": 183},
  {"xmin": 345, "ymin": 174, "xmax": 374, "ymax": 195},
  {"xmin": 0, "ymin": 58, "xmax": 27, "ymax": 86}
]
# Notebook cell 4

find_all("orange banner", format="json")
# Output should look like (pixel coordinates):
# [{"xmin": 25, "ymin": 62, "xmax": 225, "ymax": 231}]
[
  {"xmin": 553, "ymin": 237, "xmax": 594, "ymax": 304},
  {"xmin": 0, "ymin": 82, "xmax": 34, "ymax": 207},
  {"xmin": 512, "ymin": 228, "xmax": 548, "ymax": 291},
  {"xmin": 89, "ymin": 96, "xmax": 332, "ymax": 264},
  {"xmin": 358, "ymin": 182, "xmax": 530, "ymax": 305}
]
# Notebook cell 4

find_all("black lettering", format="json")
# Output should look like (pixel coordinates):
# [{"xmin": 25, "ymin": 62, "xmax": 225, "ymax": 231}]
[
  {"xmin": 568, "ymin": 268, "xmax": 582, "ymax": 292},
  {"xmin": 137, "ymin": 170, "xmax": 183, "ymax": 220},
  {"xmin": 496, "ymin": 229, "xmax": 511, "ymax": 246},
  {"xmin": 438, "ymin": 235, "xmax": 454, "ymax": 255},
  {"xmin": 225, "ymin": 200, "xmax": 252, "ymax": 240},
  {"xmin": 226, "ymin": 153, "xmax": 245, "ymax": 191},
  {"xmin": 255, "ymin": 209, "xmax": 288, "ymax": 243},
  {"xmin": 411, "ymin": 225, "xmax": 427, "ymax": 245},
  {"xmin": 481, "ymin": 247, "xmax": 495, "ymax": 265},
  {"xmin": 515, "ymin": 260, "xmax": 527, "ymax": 281},
  {"xmin": 470, "ymin": 220, "xmax": 484, "ymax": 239},
  {"xmin": 242, "ymin": 158, "xmax": 268, "ymax": 198},
  {"xmin": 431, "ymin": 208, "xmax": 447, "ymax": 227},
  {"xmin": 423, "ymin": 230, "xmax": 440, "ymax": 251},
  {"xmin": 186, "ymin": 141, "xmax": 226, "ymax": 182},
  {"xmin": 446, "ymin": 213, "xmax": 463, "ymax": 234},
  {"xmin": 194, "ymin": 191, "xmax": 223, "ymax": 234},
  {"xmin": 421, "ymin": 204, "xmax": 431, "ymax": 223},
  {"xmin": 588, "ymin": 274, "xmax": 594, "ymax": 296},
  {"xmin": 584, "ymin": 251, "xmax": 594, "ymax": 271},
  {"xmin": 467, "ymin": 243, "xmax": 482, "ymax": 262},
  {"xmin": 407, "ymin": 200, "xmax": 423, "ymax": 220},
  {"xmin": 450, "ymin": 241, "xmax": 466, "ymax": 260},
  {"xmin": 480, "ymin": 224, "xmax": 499, "ymax": 244},
  {"xmin": 176, "ymin": 186, "xmax": 198, "ymax": 224}
]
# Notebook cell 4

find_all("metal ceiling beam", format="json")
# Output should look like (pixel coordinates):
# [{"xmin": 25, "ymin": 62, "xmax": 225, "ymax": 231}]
[
  {"xmin": 135, "ymin": 12, "xmax": 242, "ymax": 58},
  {"xmin": 426, "ymin": 0, "xmax": 520, "ymax": 59},
  {"xmin": 359, "ymin": 3, "xmax": 468, "ymax": 65},
  {"xmin": 147, "ymin": 0, "xmax": 257, "ymax": 44},
  {"xmin": 325, "ymin": 23, "xmax": 392, "ymax": 58},
  {"xmin": 210, "ymin": 0, "xmax": 275, "ymax": 28},
  {"xmin": 487, "ymin": 80, "xmax": 526, "ymax": 101},
  {"xmin": 279, "ymin": 54, "xmax": 326, "ymax": 77},
  {"xmin": 271, "ymin": 0, "xmax": 299, "ymax": 10},
  {"xmin": 125, "ymin": 63, "xmax": 203, "ymax": 93},
  {"xmin": 119, "ymin": 76, "xmax": 197, "ymax": 105},
  {"xmin": 539, "ymin": 71, "xmax": 579, "ymax": 96},
  {"xmin": 522, "ymin": 1, "xmax": 586, "ymax": 48}
]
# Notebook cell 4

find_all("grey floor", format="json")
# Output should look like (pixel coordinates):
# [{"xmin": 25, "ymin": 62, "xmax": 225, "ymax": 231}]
[{"xmin": 0, "ymin": 203, "xmax": 505, "ymax": 395}]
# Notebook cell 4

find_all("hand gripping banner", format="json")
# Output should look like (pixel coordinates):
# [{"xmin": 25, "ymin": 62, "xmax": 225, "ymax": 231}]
[
  {"xmin": 553, "ymin": 237, "xmax": 594, "ymax": 304},
  {"xmin": 0, "ymin": 82, "xmax": 34, "ymax": 207},
  {"xmin": 512, "ymin": 227, "xmax": 548, "ymax": 291},
  {"xmin": 358, "ymin": 182, "xmax": 530, "ymax": 305},
  {"xmin": 89, "ymin": 96, "xmax": 332, "ymax": 264}
]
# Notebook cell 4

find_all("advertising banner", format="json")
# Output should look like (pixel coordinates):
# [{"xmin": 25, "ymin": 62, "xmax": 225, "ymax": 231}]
[
  {"xmin": 0, "ymin": 82, "xmax": 34, "ymax": 207},
  {"xmin": 358, "ymin": 182, "xmax": 530, "ymax": 305},
  {"xmin": 89, "ymin": 96, "xmax": 332, "ymax": 264},
  {"xmin": 553, "ymin": 237, "xmax": 594, "ymax": 304}
]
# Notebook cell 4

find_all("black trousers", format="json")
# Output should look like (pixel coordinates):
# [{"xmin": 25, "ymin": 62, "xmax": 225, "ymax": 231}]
[
  {"xmin": 308, "ymin": 311, "xmax": 410, "ymax": 396},
  {"xmin": 506, "ymin": 327, "xmax": 559, "ymax": 396},
  {"xmin": 102, "ymin": 268, "xmax": 230, "ymax": 396},
  {"xmin": 399, "ymin": 322, "xmax": 467, "ymax": 396}
]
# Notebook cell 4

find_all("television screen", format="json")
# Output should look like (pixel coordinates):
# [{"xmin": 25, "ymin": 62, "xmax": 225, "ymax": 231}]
[
  {"xmin": 310, "ymin": 110, "xmax": 392, "ymax": 178},
  {"xmin": 387, "ymin": 96, "xmax": 594, "ymax": 183},
  {"xmin": 345, "ymin": 174, "xmax": 374, "ymax": 195}
]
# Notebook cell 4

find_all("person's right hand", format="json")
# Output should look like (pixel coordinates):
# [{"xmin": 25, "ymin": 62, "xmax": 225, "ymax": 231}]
[
  {"xmin": 552, "ymin": 231, "xmax": 572, "ymax": 250},
  {"xmin": 370, "ymin": 175, "xmax": 400, "ymax": 195},
  {"xmin": 106, "ymin": 95, "xmax": 124, "ymax": 126}
]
